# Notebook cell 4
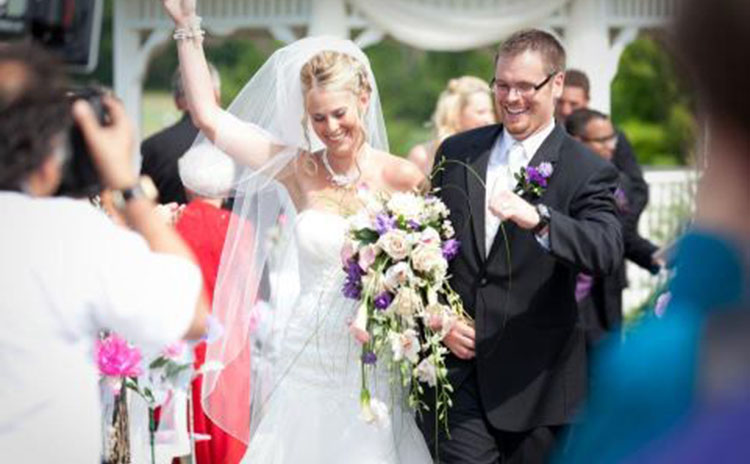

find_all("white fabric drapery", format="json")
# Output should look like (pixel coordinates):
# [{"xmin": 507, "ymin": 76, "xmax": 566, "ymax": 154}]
[{"xmin": 349, "ymin": 0, "xmax": 569, "ymax": 51}]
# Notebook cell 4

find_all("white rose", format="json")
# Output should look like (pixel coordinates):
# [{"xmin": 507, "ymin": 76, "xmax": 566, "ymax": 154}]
[
  {"xmin": 377, "ymin": 229, "xmax": 412, "ymax": 261},
  {"xmin": 387, "ymin": 192, "xmax": 423, "ymax": 221},
  {"xmin": 419, "ymin": 227, "xmax": 442, "ymax": 247},
  {"xmin": 383, "ymin": 262, "xmax": 412, "ymax": 292},
  {"xmin": 415, "ymin": 358, "xmax": 437, "ymax": 387},
  {"xmin": 391, "ymin": 287, "xmax": 423, "ymax": 318},
  {"xmin": 412, "ymin": 243, "xmax": 447, "ymax": 277},
  {"xmin": 389, "ymin": 329, "xmax": 421, "ymax": 364}
]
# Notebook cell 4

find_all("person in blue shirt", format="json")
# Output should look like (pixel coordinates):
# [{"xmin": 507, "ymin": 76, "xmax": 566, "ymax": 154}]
[{"xmin": 557, "ymin": 0, "xmax": 750, "ymax": 462}]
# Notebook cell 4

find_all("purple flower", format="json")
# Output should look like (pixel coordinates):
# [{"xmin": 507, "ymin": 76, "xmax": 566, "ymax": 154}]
[
  {"xmin": 654, "ymin": 291, "xmax": 671, "ymax": 318},
  {"xmin": 407, "ymin": 219, "xmax": 421, "ymax": 230},
  {"xmin": 362, "ymin": 351, "xmax": 377, "ymax": 365},
  {"xmin": 375, "ymin": 213, "xmax": 397, "ymax": 235},
  {"xmin": 538, "ymin": 162, "xmax": 553, "ymax": 177},
  {"xmin": 374, "ymin": 291, "xmax": 393, "ymax": 310},
  {"xmin": 526, "ymin": 166, "xmax": 542, "ymax": 184},
  {"xmin": 614, "ymin": 187, "xmax": 629, "ymax": 212},
  {"xmin": 442, "ymin": 239, "xmax": 460, "ymax": 260},
  {"xmin": 343, "ymin": 258, "xmax": 364, "ymax": 300}
]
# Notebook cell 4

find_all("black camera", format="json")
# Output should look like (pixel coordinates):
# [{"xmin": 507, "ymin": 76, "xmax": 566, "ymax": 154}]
[
  {"xmin": 55, "ymin": 87, "xmax": 108, "ymax": 197},
  {"xmin": 1, "ymin": 0, "xmax": 108, "ymax": 196},
  {"xmin": 0, "ymin": 0, "xmax": 103, "ymax": 73}
]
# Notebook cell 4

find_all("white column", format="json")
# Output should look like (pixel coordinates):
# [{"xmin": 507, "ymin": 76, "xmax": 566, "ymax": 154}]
[
  {"xmin": 113, "ymin": 1, "xmax": 141, "ymax": 139},
  {"xmin": 113, "ymin": 1, "xmax": 145, "ymax": 171},
  {"xmin": 564, "ymin": 0, "xmax": 613, "ymax": 113},
  {"xmin": 307, "ymin": 0, "xmax": 348, "ymax": 38}
]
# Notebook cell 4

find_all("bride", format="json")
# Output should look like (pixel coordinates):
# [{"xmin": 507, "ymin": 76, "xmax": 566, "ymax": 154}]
[{"xmin": 162, "ymin": 1, "xmax": 433, "ymax": 462}]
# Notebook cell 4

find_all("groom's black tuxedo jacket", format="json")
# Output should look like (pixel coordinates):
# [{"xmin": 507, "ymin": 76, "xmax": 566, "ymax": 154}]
[{"xmin": 433, "ymin": 124, "xmax": 623, "ymax": 432}]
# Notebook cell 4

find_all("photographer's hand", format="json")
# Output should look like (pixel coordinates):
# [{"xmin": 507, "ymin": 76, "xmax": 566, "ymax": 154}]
[
  {"xmin": 71, "ymin": 96, "xmax": 137, "ymax": 190},
  {"xmin": 72, "ymin": 96, "xmax": 209, "ymax": 340}
]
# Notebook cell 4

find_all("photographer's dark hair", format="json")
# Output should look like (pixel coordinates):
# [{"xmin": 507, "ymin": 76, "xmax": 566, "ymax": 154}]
[
  {"xmin": 565, "ymin": 108, "xmax": 609, "ymax": 138},
  {"xmin": 0, "ymin": 42, "xmax": 71, "ymax": 191},
  {"xmin": 674, "ymin": 0, "xmax": 750, "ymax": 131}
]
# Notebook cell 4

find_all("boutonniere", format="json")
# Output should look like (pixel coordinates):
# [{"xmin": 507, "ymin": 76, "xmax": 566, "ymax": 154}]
[{"xmin": 514, "ymin": 162, "xmax": 553, "ymax": 198}]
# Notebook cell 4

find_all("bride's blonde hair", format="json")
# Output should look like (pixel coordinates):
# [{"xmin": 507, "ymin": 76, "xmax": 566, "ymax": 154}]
[{"xmin": 299, "ymin": 51, "xmax": 372, "ymax": 160}]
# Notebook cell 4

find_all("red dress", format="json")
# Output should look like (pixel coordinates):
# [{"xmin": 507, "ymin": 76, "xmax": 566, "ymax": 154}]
[{"xmin": 176, "ymin": 200, "xmax": 247, "ymax": 464}]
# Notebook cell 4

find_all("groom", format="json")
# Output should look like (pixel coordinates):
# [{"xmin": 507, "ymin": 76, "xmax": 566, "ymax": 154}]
[{"xmin": 422, "ymin": 29, "xmax": 623, "ymax": 463}]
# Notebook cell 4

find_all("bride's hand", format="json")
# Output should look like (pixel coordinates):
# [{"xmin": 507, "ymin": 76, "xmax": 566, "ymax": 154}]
[{"xmin": 162, "ymin": 0, "xmax": 197, "ymax": 27}]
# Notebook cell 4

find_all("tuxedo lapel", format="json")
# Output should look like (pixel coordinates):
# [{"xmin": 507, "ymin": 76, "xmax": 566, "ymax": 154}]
[
  {"xmin": 466, "ymin": 125, "xmax": 502, "ymax": 261},
  {"xmin": 524, "ymin": 124, "xmax": 564, "ymax": 176},
  {"xmin": 485, "ymin": 125, "xmax": 566, "ymax": 263}
]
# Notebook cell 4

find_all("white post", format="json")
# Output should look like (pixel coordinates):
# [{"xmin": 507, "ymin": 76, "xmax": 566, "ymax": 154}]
[
  {"xmin": 308, "ymin": 0, "xmax": 348, "ymax": 38},
  {"xmin": 564, "ymin": 0, "xmax": 613, "ymax": 113},
  {"xmin": 113, "ymin": 1, "xmax": 147, "ymax": 172},
  {"xmin": 113, "ymin": 1, "xmax": 142, "ymax": 141}
]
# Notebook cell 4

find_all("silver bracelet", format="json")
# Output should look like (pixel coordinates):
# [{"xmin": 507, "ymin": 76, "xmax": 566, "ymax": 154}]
[{"xmin": 173, "ymin": 15, "xmax": 205, "ymax": 42}]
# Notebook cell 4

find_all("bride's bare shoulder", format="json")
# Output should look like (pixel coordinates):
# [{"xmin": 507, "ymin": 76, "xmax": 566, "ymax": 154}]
[{"xmin": 375, "ymin": 150, "xmax": 429, "ymax": 193}]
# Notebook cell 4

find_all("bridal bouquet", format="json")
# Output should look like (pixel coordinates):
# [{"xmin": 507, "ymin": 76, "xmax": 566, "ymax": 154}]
[{"xmin": 341, "ymin": 187, "xmax": 469, "ymax": 431}]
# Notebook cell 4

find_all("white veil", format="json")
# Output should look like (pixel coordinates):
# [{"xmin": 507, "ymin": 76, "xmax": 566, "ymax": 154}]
[{"xmin": 185, "ymin": 36, "xmax": 389, "ymax": 446}]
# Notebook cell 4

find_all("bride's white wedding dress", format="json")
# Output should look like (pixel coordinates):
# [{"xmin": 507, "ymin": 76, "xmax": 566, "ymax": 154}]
[{"xmin": 241, "ymin": 209, "xmax": 433, "ymax": 463}]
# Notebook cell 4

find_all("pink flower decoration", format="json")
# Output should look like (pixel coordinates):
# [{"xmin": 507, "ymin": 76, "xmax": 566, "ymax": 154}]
[
  {"xmin": 96, "ymin": 333, "xmax": 143, "ymax": 377},
  {"xmin": 162, "ymin": 341, "xmax": 186, "ymax": 359}
]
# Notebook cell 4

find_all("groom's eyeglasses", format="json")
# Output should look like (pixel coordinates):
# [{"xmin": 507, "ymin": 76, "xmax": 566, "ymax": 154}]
[{"xmin": 491, "ymin": 72, "xmax": 558, "ymax": 98}]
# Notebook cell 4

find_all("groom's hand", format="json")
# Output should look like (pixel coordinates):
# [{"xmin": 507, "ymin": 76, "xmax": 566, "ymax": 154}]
[
  {"xmin": 489, "ymin": 190, "xmax": 540, "ymax": 230},
  {"xmin": 443, "ymin": 320, "xmax": 475, "ymax": 360}
]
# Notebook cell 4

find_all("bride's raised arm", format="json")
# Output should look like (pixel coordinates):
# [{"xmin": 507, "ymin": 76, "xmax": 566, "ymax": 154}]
[{"xmin": 163, "ymin": 0, "xmax": 279, "ymax": 167}]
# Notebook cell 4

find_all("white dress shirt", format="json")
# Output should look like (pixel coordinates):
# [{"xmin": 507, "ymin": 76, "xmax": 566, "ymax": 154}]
[
  {"xmin": 0, "ymin": 193, "xmax": 202, "ymax": 463},
  {"xmin": 485, "ymin": 120, "xmax": 555, "ymax": 255}
]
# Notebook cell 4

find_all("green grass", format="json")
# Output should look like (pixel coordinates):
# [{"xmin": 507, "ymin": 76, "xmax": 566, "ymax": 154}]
[{"xmin": 141, "ymin": 91, "xmax": 182, "ymax": 139}]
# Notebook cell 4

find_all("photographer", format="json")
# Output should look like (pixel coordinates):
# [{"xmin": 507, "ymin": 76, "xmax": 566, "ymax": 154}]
[{"xmin": 0, "ymin": 43, "xmax": 208, "ymax": 462}]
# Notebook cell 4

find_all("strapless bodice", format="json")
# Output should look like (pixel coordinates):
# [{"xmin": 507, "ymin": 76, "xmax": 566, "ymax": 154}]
[{"xmin": 295, "ymin": 209, "xmax": 348, "ymax": 294}]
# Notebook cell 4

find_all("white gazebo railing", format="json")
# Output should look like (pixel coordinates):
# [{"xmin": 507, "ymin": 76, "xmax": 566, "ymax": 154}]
[{"xmin": 623, "ymin": 167, "xmax": 698, "ymax": 314}]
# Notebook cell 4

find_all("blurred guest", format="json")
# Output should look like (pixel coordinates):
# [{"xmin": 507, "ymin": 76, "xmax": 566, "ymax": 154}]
[
  {"xmin": 557, "ymin": 0, "xmax": 750, "ymax": 461},
  {"xmin": 556, "ymin": 69, "xmax": 650, "ymax": 217},
  {"xmin": 0, "ymin": 43, "xmax": 209, "ymax": 463},
  {"xmin": 408, "ymin": 76, "xmax": 496, "ymax": 175},
  {"xmin": 566, "ymin": 108, "xmax": 662, "ymax": 345},
  {"xmin": 174, "ymin": 144, "xmax": 247, "ymax": 464},
  {"xmin": 140, "ymin": 63, "xmax": 221, "ymax": 204}
]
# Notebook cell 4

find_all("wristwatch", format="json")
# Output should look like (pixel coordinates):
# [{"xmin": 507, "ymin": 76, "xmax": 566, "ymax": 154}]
[
  {"xmin": 532, "ymin": 203, "xmax": 551, "ymax": 235},
  {"xmin": 111, "ymin": 175, "xmax": 159, "ymax": 211}
]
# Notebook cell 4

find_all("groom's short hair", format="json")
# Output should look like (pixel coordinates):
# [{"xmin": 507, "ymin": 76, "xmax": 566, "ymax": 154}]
[{"xmin": 495, "ymin": 29, "xmax": 566, "ymax": 75}]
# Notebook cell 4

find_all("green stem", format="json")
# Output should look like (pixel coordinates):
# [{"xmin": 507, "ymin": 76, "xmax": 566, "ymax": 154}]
[{"xmin": 149, "ymin": 407, "xmax": 156, "ymax": 464}]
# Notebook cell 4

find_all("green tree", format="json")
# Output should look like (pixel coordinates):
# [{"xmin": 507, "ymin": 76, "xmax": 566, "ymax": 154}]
[{"xmin": 611, "ymin": 34, "xmax": 696, "ymax": 166}]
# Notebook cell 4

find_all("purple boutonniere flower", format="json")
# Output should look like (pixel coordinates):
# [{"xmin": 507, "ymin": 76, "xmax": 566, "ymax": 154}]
[
  {"xmin": 514, "ymin": 162, "xmax": 554, "ymax": 198},
  {"xmin": 442, "ymin": 239, "xmax": 460, "ymax": 260}
]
